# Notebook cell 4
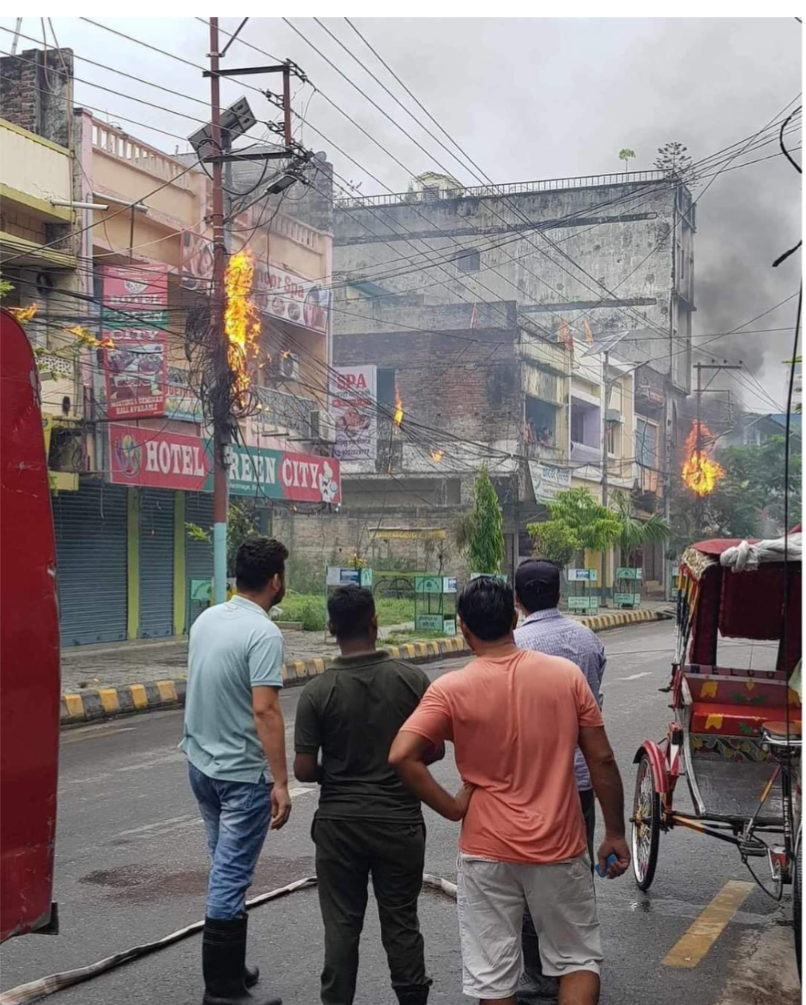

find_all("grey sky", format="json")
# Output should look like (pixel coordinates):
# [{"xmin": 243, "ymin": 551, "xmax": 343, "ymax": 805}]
[{"xmin": 3, "ymin": 16, "xmax": 800, "ymax": 409}]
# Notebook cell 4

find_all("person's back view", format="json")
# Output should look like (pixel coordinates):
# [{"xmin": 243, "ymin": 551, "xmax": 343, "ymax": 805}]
[
  {"xmin": 294, "ymin": 586, "xmax": 439, "ymax": 1005},
  {"xmin": 391, "ymin": 577, "xmax": 630, "ymax": 1005}
]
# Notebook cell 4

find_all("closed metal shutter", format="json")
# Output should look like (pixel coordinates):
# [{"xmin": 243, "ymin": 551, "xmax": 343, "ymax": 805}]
[
  {"xmin": 185, "ymin": 493, "xmax": 214, "ymax": 629},
  {"xmin": 139, "ymin": 489, "xmax": 174, "ymax": 639},
  {"xmin": 52, "ymin": 481, "xmax": 128, "ymax": 646}
]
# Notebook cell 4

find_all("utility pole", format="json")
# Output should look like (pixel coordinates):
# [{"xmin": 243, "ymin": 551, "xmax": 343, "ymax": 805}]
[
  {"xmin": 602, "ymin": 349, "xmax": 610, "ymax": 606},
  {"xmin": 693, "ymin": 361, "xmax": 743, "ymax": 535},
  {"xmin": 202, "ymin": 22, "xmax": 310, "ymax": 604},
  {"xmin": 209, "ymin": 17, "xmax": 229, "ymax": 605}
]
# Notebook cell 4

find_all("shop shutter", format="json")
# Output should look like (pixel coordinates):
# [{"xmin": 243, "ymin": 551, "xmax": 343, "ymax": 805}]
[
  {"xmin": 52, "ymin": 481, "xmax": 128, "ymax": 646},
  {"xmin": 185, "ymin": 492, "xmax": 214, "ymax": 629},
  {"xmin": 139, "ymin": 488, "xmax": 174, "ymax": 639}
]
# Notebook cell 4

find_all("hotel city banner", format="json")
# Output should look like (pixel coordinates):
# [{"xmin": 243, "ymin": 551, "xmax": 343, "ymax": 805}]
[
  {"xmin": 109, "ymin": 424, "xmax": 210, "ymax": 491},
  {"xmin": 108, "ymin": 424, "xmax": 341, "ymax": 503},
  {"xmin": 209, "ymin": 442, "xmax": 341, "ymax": 504}
]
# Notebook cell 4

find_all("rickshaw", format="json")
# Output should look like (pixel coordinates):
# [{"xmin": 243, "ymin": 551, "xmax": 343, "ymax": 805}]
[{"xmin": 631, "ymin": 535, "xmax": 802, "ymax": 966}]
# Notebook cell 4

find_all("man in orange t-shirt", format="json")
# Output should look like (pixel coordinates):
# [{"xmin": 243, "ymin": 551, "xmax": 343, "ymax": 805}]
[{"xmin": 390, "ymin": 577, "xmax": 629, "ymax": 1005}]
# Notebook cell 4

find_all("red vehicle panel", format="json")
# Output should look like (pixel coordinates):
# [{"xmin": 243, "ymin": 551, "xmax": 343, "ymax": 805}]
[{"xmin": 0, "ymin": 309, "xmax": 61, "ymax": 941}]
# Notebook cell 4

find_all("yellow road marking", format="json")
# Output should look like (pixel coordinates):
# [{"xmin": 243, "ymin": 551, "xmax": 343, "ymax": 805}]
[{"xmin": 663, "ymin": 880, "xmax": 754, "ymax": 968}]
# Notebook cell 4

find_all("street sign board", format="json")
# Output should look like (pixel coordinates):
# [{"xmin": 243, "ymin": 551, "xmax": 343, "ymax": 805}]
[
  {"xmin": 567, "ymin": 568, "xmax": 599, "ymax": 582},
  {"xmin": 568, "ymin": 596, "xmax": 599, "ymax": 612}
]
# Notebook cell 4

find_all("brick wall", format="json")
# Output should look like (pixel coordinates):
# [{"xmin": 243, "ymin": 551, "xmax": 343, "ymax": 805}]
[
  {"xmin": 334, "ymin": 300, "xmax": 522, "ymax": 455},
  {"xmin": 0, "ymin": 48, "xmax": 73, "ymax": 147},
  {"xmin": 0, "ymin": 205, "xmax": 46, "ymax": 245}
]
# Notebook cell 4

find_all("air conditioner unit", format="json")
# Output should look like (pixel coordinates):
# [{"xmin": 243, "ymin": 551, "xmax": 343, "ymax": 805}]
[
  {"xmin": 309, "ymin": 409, "xmax": 336, "ymax": 443},
  {"xmin": 606, "ymin": 408, "xmax": 622, "ymax": 423},
  {"xmin": 274, "ymin": 352, "xmax": 300, "ymax": 381}
]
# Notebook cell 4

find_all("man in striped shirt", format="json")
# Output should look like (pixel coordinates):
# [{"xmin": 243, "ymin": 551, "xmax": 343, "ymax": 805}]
[{"xmin": 513, "ymin": 558, "xmax": 606, "ymax": 1004}]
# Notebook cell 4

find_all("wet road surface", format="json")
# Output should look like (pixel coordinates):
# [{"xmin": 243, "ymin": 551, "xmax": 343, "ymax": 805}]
[{"xmin": 0, "ymin": 621, "xmax": 799, "ymax": 1004}]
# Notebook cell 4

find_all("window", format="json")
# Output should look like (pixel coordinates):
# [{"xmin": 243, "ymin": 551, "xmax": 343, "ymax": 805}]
[
  {"xmin": 377, "ymin": 368, "xmax": 396, "ymax": 406},
  {"xmin": 571, "ymin": 399, "xmax": 600, "ymax": 449},
  {"xmin": 606, "ymin": 422, "xmax": 620, "ymax": 456},
  {"xmin": 636, "ymin": 417, "xmax": 658, "ymax": 469},
  {"xmin": 455, "ymin": 249, "xmax": 480, "ymax": 273},
  {"xmin": 525, "ymin": 396, "xmax": 558, "ymax": 447}
]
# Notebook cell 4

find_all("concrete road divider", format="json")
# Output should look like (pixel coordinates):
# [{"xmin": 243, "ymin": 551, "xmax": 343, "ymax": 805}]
[{"xmin": 60, "ymin": 610, "xmax": 668, "ymax": 726}]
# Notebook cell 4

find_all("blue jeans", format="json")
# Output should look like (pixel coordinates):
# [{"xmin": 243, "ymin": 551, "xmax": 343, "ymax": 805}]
[{"xmin": 189, "ymin": 763, "xmax": 271, "ymax": 920}]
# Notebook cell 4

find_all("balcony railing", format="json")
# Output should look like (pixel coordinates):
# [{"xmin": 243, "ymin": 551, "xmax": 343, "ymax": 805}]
[
  {"xmin": 91, "ymin": 119, "xmax": 191, "ymax": 191},
  {"xmin": 337, "ymin": 170, "xmax": 669, "ymax": 208},
  {"xmin": 252, "ymin": 385, "xmax": 315, "ymax": 439}
]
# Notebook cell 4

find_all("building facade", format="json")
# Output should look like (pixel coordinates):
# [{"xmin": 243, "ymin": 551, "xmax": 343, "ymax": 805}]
[
  {"xmin": 323, "ymin": 170, "xmax": 692, "ymax": 587},
  {"xmin": 1, "ymin": 46, "xmax": 338, "ymax": 644}
]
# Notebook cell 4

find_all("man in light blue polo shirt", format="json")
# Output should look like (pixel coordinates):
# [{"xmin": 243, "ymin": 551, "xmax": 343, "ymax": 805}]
[{"xmin": 181, "ymin": 537, "xmax": 291, "ymax": 1005}]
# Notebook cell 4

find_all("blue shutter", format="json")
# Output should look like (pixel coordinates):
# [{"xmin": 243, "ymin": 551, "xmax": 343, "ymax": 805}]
[
  {"xmin": 139, "ymin": 488, "xmax": 174, "ymax": 639},
  {"xmin": 52, "ymin": 481, "xmax": 128, "ymax": 646}
]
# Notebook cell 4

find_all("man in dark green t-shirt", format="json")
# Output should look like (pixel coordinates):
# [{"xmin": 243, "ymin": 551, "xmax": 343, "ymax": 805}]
[{"xmin": 294, "ymin": 585, "xmax": 441, "ymax": 1005}]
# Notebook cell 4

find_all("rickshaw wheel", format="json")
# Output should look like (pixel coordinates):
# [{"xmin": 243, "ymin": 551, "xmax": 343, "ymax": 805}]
[
  {"xmin": 794, "ymin": 826, "xmax": 802, "ymax": 981},
  {"xmin": 632, "ymin": 752, "xmax": 660, "ymax": 891}
]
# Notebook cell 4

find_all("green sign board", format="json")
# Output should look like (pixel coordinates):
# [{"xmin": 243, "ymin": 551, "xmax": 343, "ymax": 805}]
[
  {"xmin": 416, "ymin": 614, "xmax": 444, "ymax": 631},
  {"xmin": 616, "ymin": 567, "xmax": 643, "ymax": 580},
  {"xmin": 615, "ymin": 592, "xmax": 641, "ymax": 608},
  {"xmin": 189, "ymin": 578, "xmax": 212, "ymax": 602},
  {"xmin": 360, "ymin": 568, "xmax": 373, "ymax": 588},
  {"xmin": 568, "ymin": 596, "xmax": 599, "ymax": 612},
  {"xmin": 443, "ymin": 618, "xmax": 457, "ymax": 637},
  {"xmin": 415, "ymin": 576, "xmax": 444, "ymax": 595}
]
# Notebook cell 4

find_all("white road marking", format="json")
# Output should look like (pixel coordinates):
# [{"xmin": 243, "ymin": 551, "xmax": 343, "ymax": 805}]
[
  {"xmin": 62, "ymin": 726, "xmax": 136, "ymax": 745},
  {"xmin": 616, "ymin": 671, "xmax": 653, "ymax": 681},
  {"xmin": 288, "ymin": 786, "xmax": 315, "ymax": 798},
  {"xmin": 116, "ymin": 814, "xmax": 199, "ymax": 838}
]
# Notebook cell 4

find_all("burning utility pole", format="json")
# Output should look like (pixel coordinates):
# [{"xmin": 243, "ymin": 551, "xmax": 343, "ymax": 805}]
[
  {"xmin": 686, "ymin": 362, "xmax": 742, "ymax": 534},
  {"xmin": 200, "ymin": 17, "xmax": 311, "ymax": 603}
]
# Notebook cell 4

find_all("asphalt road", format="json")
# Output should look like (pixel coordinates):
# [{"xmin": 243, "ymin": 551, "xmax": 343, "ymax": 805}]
[{"xmin": 0, "ymin": 621, "xmax": 799, "ymax": 1004}]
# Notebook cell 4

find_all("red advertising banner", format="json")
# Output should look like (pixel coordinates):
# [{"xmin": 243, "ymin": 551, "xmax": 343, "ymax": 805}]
[
  {"xmin": 103, "ymin": 328, "xmax": 167, "ymax": 420},
  {"xmin": 108, "ymin": 424, "xmax": 210, "ymax": 491},
  {"xmin": 102, "ymin": 264, "xmax": 169, "ymax": 314}
]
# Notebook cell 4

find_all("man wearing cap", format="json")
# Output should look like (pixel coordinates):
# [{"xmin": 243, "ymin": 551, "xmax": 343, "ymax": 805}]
[{"xmin": 514, "ymin": 558, "xmax": 606, "ymax": 1005}]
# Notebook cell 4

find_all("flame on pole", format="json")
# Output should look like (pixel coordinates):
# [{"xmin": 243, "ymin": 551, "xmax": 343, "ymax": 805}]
[
  {"xmin": 682, "ymin": 421, "xmax": 725, "ymax": 497},
  {"xmin": 225, "ymin": 250, "xmax": 260, "ymax": 405},
  {"xmin": 393, "ymin": 387, "xmax": 404, "ymax": 426}
]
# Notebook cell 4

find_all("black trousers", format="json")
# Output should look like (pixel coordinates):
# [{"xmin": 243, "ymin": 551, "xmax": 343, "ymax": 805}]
[
  {"xmin": 519, "ymin": 789, "xmax": 597, "ymax": 1002},
  {"xmin": 313, "ymin": 815, "xmax": 430, "ymax": 1005}
]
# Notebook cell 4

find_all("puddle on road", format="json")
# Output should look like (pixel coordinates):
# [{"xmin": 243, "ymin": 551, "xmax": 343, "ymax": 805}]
[
  {"xmin": 711, "ymin": 917, "xmax": 799, "ymax": 1005},
  {"xmin": 78, "ymin": 855, "xmax": 315, "ymax": 902}
]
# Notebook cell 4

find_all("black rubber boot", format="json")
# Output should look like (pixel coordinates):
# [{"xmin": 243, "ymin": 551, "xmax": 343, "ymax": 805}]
[
  {"xmin": 201, "ymin": 915, "xmax": 280, "ymax": 1005},
  {"xmin": 394, "ymin": 980, "xmax": 432, "ymax": 1005},
  {"xmin": 244, "ymin": 964, "xmax": 259, "ymax": 988}
]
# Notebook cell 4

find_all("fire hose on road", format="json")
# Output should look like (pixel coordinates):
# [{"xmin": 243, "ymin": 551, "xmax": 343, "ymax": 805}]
[{"xmin": 0, "ymin": 875, "xmax": 458, "ymax": 1005}]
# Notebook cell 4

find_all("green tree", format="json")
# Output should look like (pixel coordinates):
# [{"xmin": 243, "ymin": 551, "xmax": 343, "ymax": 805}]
[
  {"xmin": 618, "ymin": 147, "xmax": 636, "ymax": 170},
  {"xmin": 527, "ymin": 488, "xmax": 621, "ymax": 567},
  {"xmin": 528, "ymin": 520, "xmax": 580, "ymax": 567},
  {"xmin": 654, "ymin": 140, "xmax": 693, "ymax": 179},
  {"xmin": 454, "ymin": 467, "xmax": 505, "ymax": 573},
  {"xmin": 226, "ymin": 499, "xmax": 260, "ymax": 577},
  {"xmin": 610, "ymin": 490, "xmax": 671, "ymax": 566}
]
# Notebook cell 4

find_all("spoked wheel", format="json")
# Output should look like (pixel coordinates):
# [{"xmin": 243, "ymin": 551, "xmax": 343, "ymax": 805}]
[
  {"xmin": 794, "ymin": 826, "xmax": 802, "ymax": 981},
  {"xmin": 632, "ymin": 752, "xmax": 661, "ymax": 891}
]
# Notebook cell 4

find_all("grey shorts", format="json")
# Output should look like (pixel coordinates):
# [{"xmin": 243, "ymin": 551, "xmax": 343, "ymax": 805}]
[{"xmin": 456, "ymin": 853, "xmax": 602, "ymax": 999}]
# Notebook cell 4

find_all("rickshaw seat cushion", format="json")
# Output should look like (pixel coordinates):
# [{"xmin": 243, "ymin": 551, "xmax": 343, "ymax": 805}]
[
  {"xmin": 762, "ymin": 719, "xmax": 802, "ymax": 740},
  {"xmin": 690, "ymin": 701, "xmax": 802, "ymax": 737}
]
